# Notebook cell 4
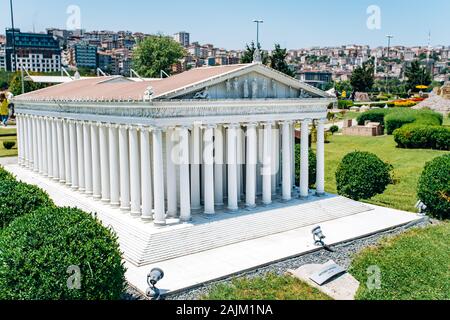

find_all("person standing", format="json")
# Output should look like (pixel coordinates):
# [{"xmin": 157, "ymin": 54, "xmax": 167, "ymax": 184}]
[{"xmin": 0, "ymin": 93, "xmax": 9, "ymax": 127}]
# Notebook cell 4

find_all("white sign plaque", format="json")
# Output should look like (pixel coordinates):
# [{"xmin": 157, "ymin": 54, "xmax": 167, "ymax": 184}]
[{"xmin": 310, "ymin": 260, "xmax": 347, "ymax": 286}]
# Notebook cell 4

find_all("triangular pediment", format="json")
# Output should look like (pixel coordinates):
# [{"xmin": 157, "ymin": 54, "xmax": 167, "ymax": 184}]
[{"xmin": 153, "ymin": 63, "xmax": 331, "ymax": 100}]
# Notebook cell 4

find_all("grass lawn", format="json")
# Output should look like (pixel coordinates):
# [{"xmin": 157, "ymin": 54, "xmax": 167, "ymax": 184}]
[
  {"xmin": 350, "ymin": 223, "xmax": 450, "ymax": 300},
  {"xmin": 203, "ymin": 273, "xmax": 331, "ymax": 300},
  {"xmin": 323, "ymin": 135, "xmax": 449, "ymax": 212}
]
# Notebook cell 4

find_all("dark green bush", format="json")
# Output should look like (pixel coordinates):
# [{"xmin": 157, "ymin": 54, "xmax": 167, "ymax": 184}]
[
  {"xmin": 357, "ymin": 109, "xmax": 390, "ymax": 126},
  {"xmin": 2, "ymin": 141, "xmax": 15, "ymax": 150},
  {"xmin": 394, "ymin": 125, "xmax": 450, "ymax": 150},
  {"xmin": 336, "ymin": 151, "xmax": 393, "ymax": 201},
  {"xmin": 338, "ymin": 100, "xmax": 353, "ymax": 110},
  {"xmin": 0, "ymin": 207, "xmax": 126, "ymax": 300},
  {"xmin": 0, "ymin": 179, "xmax": 54, "ymax": 229},
  {"xmin": 295, "ymin": 145, "xmax": 317, "ymax": 188},
  {"xmin": 329, "ymin": 125, "xmax": 339, "ymax": 135},
  {"xmin": 417, "ymin": 154, "xmax": 450, "ymax": 219},
  {"xmin": 0, "ymin": 166, "xmax": 14, "ymax": 181}
]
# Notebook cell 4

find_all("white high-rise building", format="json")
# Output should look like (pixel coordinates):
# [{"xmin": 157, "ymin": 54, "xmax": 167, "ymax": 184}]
[{"xmin": 174, "ymin": 31, "xmax": 190, "ymax": 47}]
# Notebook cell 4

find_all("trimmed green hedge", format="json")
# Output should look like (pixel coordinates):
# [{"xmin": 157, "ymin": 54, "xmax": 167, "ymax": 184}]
[
  {"xmin": 357, "ymin": 109, "xmax": 444, "ymax": 135},
  {"xmin": 0, "ymin": 207, "xmax": 126, "ymax": 300},
  {"xmin": 0, "ymin": 176, "xmax": 54, "ymax": 229},
  {"xmin": 385, "ymin": 109, "xmax": 443, "ymax": 135},
  {"xmin": 357, "ymin": 109, "xmax": 390, "ymax": 126},
  {"xmin": 336, "ymin": 151, "xmax": 393, "ymax": 201},
  {"xmin": 417, "ymin": 155, "xmax": 450, "ymax": 219},
  {"xmin": 393, "ymin": 124, "xmax": 450, "ymax": 150}
]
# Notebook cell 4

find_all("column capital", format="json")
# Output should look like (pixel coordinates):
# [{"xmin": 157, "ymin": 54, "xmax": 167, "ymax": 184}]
[
  {"xmin": 316, "ymin": 118, "xmax": 327, "ymax": 125},
  {"xmin": 224, "ymin": 123, "xmax": 240, "ymax": 129},
  {"xmin": 243, "ymin": 122, "xmax": 258, "ymax": 128},
  {"xmin": 262, "ymin": 121, "xmax": 275, "ymax": 127},
  {"xmin": 201, "ymin": 124, "xmax": 217, "ymax": 130},
  {"xmin": 176, "ymin": 125, "xmax": 193, "ymax": 132},
  {"xmin": 280, "ymin": 120, "xmax": 294, "ymax": 126}
]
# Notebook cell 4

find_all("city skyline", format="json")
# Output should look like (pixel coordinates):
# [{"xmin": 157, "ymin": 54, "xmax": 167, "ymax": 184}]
[{"xmin": 1, "ymin": 0, "xmax": 449, "ymax": 50}]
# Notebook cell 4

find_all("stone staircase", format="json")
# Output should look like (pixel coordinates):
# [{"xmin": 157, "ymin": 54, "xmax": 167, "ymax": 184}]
[{"xmin": 7, "ymin": 165, "xmax": 372, "ymax": 267}]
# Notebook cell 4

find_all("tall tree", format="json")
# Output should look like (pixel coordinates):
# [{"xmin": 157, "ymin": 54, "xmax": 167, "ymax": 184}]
[
  {"xmin": 350, "ymin": 58, "xmax": 375, "ymax": 92},
  {"xmin": 269, "ymin": 44, "xmax": 296, "ymax": 77},
  {"xmin": 405, "ymin": 60, "xmax": 432, "ymax": 91},
  {"xmin": 240, "ymin": 42, "xmax": 269, "ymax": 64},
  {"xmin": 132, "ymin": 35, "xmax": 186, "ymax": 78}
]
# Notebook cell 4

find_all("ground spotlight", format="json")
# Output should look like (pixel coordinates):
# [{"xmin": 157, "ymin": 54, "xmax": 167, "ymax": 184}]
[
  {"xmin": 312, "ymin": 226, "xmax": 334, "ymax": 252},
  {"xmin": 146, "ymin": 268, "xmax": 164, "ymax": 300}
]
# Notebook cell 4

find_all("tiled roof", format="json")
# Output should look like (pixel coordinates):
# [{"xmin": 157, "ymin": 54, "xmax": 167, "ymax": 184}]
[{"xmin": 16, "ymin": 64, "xmax": 250, "ymax": 102}]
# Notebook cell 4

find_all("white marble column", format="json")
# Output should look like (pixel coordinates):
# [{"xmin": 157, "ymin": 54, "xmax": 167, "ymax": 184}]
[
  {"xmin": 27, "ymin": 115, "xmax": 34, "ymax": 169},
  {"xmin": 40, "ymin": 117, "xmax": 48, "ymax": 176},
  {"xmin": 179, "ymin": 126, "xmax": 191, "ymax": 222},
  {"xmin": 165, "ymin": 128, "xmax": 178, "ymax": 217},
  {"xmin": 237, "ymin": 126, "xmax": 244, "ymax": 202},
  {"xmin": 140, "ymin": 127, "xmax": 153, "ymax": 220},
  {"xmin": 76, "ymin": 122, "xmax": 85, "ymax": 192},
  {"xmin": 203, "ymin": 125, "xmax": 215, "ymax": 215},
  {"xmin": 119, "ymin": 125, "xmax": 130, "ymax": 211},
  {"xmin": 52, "ymin": 118, "xmax": 60, "ymax": 180},
  {"xmin": 152, "ymin": 128, "xmax": 166, "ymax": 226},
  {"xmin": 17, "ymin": 115, "xmax": 23, "ymax": 165},
  {"xmin": 69, "ymin": 121, "xmax": 79, "ymax": 190},
  {"xmin": 262, "ymin": 122, "xmax": 273, "ymax": 205},
  {"xmin": 83, "ymin": 122, "xmax": 93, "ymax": 195},
  {"xmin": 227, "ymin": 124, "xmax": 239, "ymax": 211},
  {"xmin": 282, "ymin": 121, "xmax": 292, "ymax": 201},
  {"xmin": 91, "ymin": 123, "xmax": 101, "ymax": 199},
  {"xmin": 109, "ymin": 124, "xmax": 120, "ymax": 207},
  {"xmin": 99, "ymin": 123, "xmax": 111, "ymax": 203},
  {"xmin": 271, "ymin": 125, "xmax": 279, "ymax": 195},
  {"xmin": 245, "ymin": 123, "xmax": 258, "ymax": 208},
  {"xmin": 63, "ymin": 120, "xmax": 71, "ymax": 185},
  {"xmin": 300, "ymin": 119, "xmax": 310, "ymax": 198},
  {"xmin": 46, "ymin": 117, "xmax": 53, "ymax": 179},
  {"xmin": 316, "ymin": 119, "xmax": 326, "ymax": 196},
  {"xmin": 57, "ymin": 119, "xmax": 66, "ymax": 183},
  {"xmin": 190, "ymin": 125, "xmax": 202, "ymax": 212},
  {"xmin": 291, "ymin": 123, "xmax": 296, "ymax": 188},
  {"xmin": 214, "ymin": 126, "xmax": 224, "ymax": 208},
  {"xmin": 36, "ymin": 117, "xmax": 43, "ymax": 174},
  {"xmin": 129, "ymin": 126, "xmax": 141, "ymax": 216},
  {"xmin": 32, "ymin": 116, "xmax": 39, "ymax": 173}
]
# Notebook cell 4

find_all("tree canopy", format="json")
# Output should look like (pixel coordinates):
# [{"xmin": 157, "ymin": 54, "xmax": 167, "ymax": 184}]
[
  {"xmin": 350, "ymin": 58, "xmax": 375, "ymax": 92},
  {"xmin": 240, "ymin": 42, "xmax": 269, "ymax": 65},
  {"xmin": 132, "ymin": 35, "xmax": 186, "ymax": 78},
  {"xmin": 269, "ymin": 44, "xmax": 296, "ymax": 77},
  {"xmin": 241, "ymin": 43, "xmax": 295, "ymax": 77},
  {"xmin": 405, "ymin": 60, "xmax": 432, "ymax": 91}
]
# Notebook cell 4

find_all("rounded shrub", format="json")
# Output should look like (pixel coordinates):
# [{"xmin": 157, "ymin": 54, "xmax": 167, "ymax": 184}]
[
  {"xmin": 394, "ymin": 125, "xmax": 450, "ymax": 151},
  {"xmin": 329, "ymin": 125, "xmax": 339, "ymax": 135},
  {"xmin": 2, "ymin": 141, "xmax": 16, "ymax": 150},
  {"xmin": 417, "ymin": 154, "xmax": 450, "ymax": 220},
  {"xmin": 0, "ymin": 179, "xmax": 54, "ymax": 229},
  {"xmin": 336, "ymin": 151, "xmax": 393, "ymax": 201},
  {"xmin": 0, "ymin": 207, "xmax": 126, "ymax": 300},
  {"xmin": 338, "ymin": 100, "xmax": 353, "ymax": 110}
]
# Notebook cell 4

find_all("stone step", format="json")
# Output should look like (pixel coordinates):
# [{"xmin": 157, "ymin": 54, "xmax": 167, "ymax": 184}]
[{"xmin": 6, "ymin": 165, "xmax": 373, "ymax": 268}]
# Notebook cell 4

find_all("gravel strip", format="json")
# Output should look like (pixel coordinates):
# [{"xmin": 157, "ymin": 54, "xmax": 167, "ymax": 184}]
[{"xmin": 165, "ymin": 217, "xmax": 433, "ymax": 300}]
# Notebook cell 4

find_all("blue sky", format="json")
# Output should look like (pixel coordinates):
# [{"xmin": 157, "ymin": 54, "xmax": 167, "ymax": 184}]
[{"xmin": 1, "ymin": 0, "xmax": 449, "ymax": 49}]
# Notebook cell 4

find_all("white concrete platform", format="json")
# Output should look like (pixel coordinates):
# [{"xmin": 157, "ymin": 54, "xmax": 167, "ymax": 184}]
[{"xmin": 3, "ymin": 161, "xmax": 423, "ymax": 296}]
